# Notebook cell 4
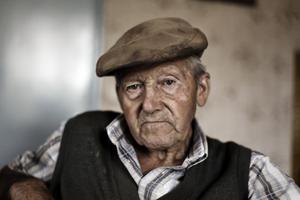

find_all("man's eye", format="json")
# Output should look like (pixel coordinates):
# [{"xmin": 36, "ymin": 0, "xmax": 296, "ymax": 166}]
[
  {"xmin": 126, "ymin": 83, "xmax": 142, "ymax": 91},
  {"xmin": 162, "ymin": 79, "xmax": 176, "ymax": 86},
  {"xmin": 125, "ymin": 83, "xmax": 143, "ymax": 99}
]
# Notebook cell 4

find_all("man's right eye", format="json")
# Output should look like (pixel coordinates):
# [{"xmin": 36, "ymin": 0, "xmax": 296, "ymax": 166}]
[
  {"xmin": 126, "ymin": 83, "xmax": 142, "ymax": 91},
  {"xmin": 124, "ymin": 83, "xmax": 143, "ymax": 99}
]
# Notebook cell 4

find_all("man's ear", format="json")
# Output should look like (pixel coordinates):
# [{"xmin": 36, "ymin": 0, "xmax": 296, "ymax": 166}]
[{"xmin": 196, "ymin": 73, "xmax": 210, "ymax": 107}]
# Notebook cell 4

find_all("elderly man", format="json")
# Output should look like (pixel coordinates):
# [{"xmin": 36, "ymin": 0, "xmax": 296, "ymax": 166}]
[{"xmin": 0, "ymin": 17, "xmax": 299, "ymax": 200}]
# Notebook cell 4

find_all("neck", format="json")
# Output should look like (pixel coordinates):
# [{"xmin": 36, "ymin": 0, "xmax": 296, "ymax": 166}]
[{"xmin": 135, "ymin": 131, "xmax": 193, "ymax": 175}]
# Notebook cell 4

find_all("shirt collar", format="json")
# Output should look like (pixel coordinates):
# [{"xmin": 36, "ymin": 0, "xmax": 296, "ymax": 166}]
[
  {"xmin": 182, "ymin": 119, "xmax": 208, "ymax": 168},
  {"xmin": 106, "ymin": 114, "xmax": 208, "ymax": 169},
  {"xmin": 106, "ymin": 114, "xmax": 127, "ymax": 145}
]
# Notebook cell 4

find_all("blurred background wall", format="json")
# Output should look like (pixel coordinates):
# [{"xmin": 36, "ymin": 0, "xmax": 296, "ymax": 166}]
[
  {"xmin": 1, "ymin": 0, "xmax": 300, "ymax": 180},
  {"xmin": 0, "ymin": 0, "xmax": 103, "ymax": 166},
  {"xmin": 100, "ymin": 0, "xmax": 300, "ymax": 175}
]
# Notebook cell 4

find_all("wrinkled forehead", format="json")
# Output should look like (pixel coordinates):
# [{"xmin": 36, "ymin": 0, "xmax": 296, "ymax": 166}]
[{"xmin": 115, "ymin": 58, "xmax": 193, "ymax": 82}]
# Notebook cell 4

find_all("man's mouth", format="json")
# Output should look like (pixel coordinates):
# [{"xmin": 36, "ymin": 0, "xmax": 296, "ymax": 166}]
[{"xmin": 141, "ymin": 121, "xmax": 170, "ymax": 126}]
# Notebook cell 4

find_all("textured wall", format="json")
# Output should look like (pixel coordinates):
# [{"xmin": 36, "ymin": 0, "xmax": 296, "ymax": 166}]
[{"xmin": 99, "ymin": 0, "xmax": 300, "ymax": 173}]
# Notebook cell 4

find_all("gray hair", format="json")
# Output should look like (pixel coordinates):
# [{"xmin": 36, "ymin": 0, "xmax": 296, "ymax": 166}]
[{"xmin": 185, "ymin": 55, "xmax": 208, "ymax": 86}]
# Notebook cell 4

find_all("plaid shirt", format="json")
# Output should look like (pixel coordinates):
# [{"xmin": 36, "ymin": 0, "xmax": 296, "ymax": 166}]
[{"xmin": 9, "ymin": 114, "xmax": 300, "ymax": 199}]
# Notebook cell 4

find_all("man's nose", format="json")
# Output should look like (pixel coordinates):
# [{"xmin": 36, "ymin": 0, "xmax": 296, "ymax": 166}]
[{"xmin": 142, "ymin": 87, "xmax": 162, "ymax": 113}]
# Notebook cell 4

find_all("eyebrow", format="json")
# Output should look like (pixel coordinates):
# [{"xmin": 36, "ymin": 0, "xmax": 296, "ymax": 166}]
[
  {"xmin": 120, "ymin": 76, "xmax": 145, "ymax": 86},
  {"xmin": 158, "ymin": 67, "xmax": 186, "ymax": 79}
]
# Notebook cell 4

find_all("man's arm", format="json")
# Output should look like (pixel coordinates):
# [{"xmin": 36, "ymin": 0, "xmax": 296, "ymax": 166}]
[
  {"xmin": 248, "ymin": 151, "xmax": 300, "ymax": 199},
  {"xmin": 0, "ymin": 167, "xmax": 53, "ymax": 200},
  {"xmin": 8, "ymin": 122, "xmax": 64, "ymax": 180},
  {"xmin": 0, "ymin": 122, "xmax": 64, "ymax": 199}
]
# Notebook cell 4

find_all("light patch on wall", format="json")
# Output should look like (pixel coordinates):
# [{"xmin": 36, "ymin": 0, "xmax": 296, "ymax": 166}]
[{"xmin": 3, "ymin": 15, "xmax": 93, "ymax": 96}]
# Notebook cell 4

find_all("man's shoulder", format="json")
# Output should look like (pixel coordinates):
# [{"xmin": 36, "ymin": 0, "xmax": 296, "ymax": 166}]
[
  {"xmin": 65, "ymin": 110, "xmax": 121, "ymax": 130},
  {"xmin": 206, "ymin": 137, "xmax": 252, "ymax": 171},
  {"xmin": 206, "ymin": 137, "xmax": 252, "ymax": 153},
  {"xmin": 68, "ymin": 110, "xmax": 121, "ymax": 122}
]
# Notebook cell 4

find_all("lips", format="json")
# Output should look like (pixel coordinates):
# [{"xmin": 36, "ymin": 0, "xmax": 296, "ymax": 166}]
[
  {"xmin": 140, "ymin": 121, "xmax": 172, "ymax": 128},
  {"xmin": 141, "ymin": 120, "xmax": 165, "ymax": 124},
  {"xmin": 138, "ymin": 112, "xmax": 174, "ymax": 128}
]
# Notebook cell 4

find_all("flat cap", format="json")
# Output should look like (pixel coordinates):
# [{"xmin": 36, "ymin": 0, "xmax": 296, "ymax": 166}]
[{"xmin": 96, "ymin": 17, "xmax": 208, "ymax": 77}]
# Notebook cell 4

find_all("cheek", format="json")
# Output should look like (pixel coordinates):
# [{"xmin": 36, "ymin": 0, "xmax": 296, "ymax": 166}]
[
  {"xmin": 167, "ymin": 86, "xmax": 197, "ymax": 128},
  {"xmin": 173, "ymin": 98, "xmax": 196, "ymax": 122},
  {"xmin": 119, "ymin": 93, "xmax": 140, "ymax": 115},
  {"xmin": 119, "ymin": 96, "xmax": 142, "ymax": 134}
]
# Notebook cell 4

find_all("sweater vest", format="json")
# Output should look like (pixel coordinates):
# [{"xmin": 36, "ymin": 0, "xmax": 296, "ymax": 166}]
[{"xmin": 50, "ymin": 111, "xmax": 251, "ymax": 200}]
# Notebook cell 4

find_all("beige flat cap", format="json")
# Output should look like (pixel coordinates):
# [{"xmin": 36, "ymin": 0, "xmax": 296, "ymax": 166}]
[{"xmin": 96, "ymin": 17, "xmax": 208, "ymax": 77}]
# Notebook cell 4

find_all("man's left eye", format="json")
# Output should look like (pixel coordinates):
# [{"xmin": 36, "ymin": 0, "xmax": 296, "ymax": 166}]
[{"xmin": 162, "ymin": 79, "xmax": 176, "ymax": 86}]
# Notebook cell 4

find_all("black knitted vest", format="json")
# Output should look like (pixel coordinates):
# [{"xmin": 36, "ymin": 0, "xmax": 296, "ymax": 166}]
[{"xmin": 50, "ymin": 111, "xmax": 251, "ymax": 200}]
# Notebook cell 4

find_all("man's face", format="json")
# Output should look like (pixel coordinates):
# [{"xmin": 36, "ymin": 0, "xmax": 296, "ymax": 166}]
[{"xmin": 117, "ymin": 59, "xmax": 201, "ymax": 151}]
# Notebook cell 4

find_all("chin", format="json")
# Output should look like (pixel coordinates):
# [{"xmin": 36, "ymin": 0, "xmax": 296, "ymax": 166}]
[
  {"xmin": 142, "ymin": 137, "xmax": 175, "ymax": 150},
  {"xmin": 137, "ymin": 126, "xmax": 178, "ymax": 150}
]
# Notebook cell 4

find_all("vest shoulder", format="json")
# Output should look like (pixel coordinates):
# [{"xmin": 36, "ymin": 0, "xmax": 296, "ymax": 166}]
[
  {"xmin": 202, "ymin": 137, "xmax": 252, "ymax": 198},
  {"xmin": 65, "ymin": 110, "xmax": 121, "ymax": 130},
  {"xmin": 207, "ymin": 136, "xmax": 252, "ymax": 153},
  {"xmin": 71, "ymin": 110, "xmax": 121, "ymax": 120}
]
